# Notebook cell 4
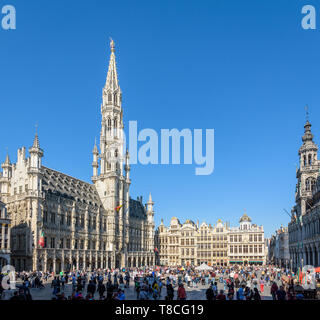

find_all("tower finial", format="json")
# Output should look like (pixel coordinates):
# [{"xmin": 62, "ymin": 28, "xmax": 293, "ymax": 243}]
[
  {"xmin": 305, "ymin": 104, "xmax": 309, "ymax": 122},
  {"xmin": 110, "ymin": 37, "xmax": 115, "ymax": 53}
]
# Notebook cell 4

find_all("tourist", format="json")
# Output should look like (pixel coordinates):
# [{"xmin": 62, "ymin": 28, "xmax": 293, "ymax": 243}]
[
  {"xmin": 177, "ymin": 283, "xmax": 187, "ymax": 300},
  {"xmin": 216, "ymin": 290, "xmax": 226, "ymax": 300}
]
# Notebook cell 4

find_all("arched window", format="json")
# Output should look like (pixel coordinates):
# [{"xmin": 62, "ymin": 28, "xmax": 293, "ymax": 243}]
[
  {"xmin": 108, "ymin": 93, "xmax": 112, "ymax": 102},
  {"xmin": 107, "ymin": 118, "xmax": 112, "ymax": 134},
  {"xmin": 114, "ymin": 149, "xmax": 118, "ymax": 158},
  {"xmin": 114, "ymin": 118, "xmax": 118, "ymax": 137},
  {"xmin": 308, "ymin": 154, "xmax": 312, "ymax": 166},
  {"xmin": 114, "ymin": 93, "xmax": 117, "ymax": 105},
  {"xmin": 303, "ymin": 155, "xmax": 306, "ymax": 167},
  {"xmin": 306, "ymin": 177, "xmax": 316, "ymax": 191}
]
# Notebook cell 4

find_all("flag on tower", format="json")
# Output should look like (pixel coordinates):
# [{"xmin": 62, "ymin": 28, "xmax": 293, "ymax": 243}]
[
  {"xmin": 38, "ymin": 231, "xmax": 44, "ymax": 248},
  {"xmin": 115, "ymin": 205, "xmax": 123, "ymax": 212}
]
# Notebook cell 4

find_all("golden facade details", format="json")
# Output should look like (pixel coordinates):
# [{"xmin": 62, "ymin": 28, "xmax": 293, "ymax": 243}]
[{"xmin": 156, "ymin": 214, "xmax": 265, "ymax": 267}]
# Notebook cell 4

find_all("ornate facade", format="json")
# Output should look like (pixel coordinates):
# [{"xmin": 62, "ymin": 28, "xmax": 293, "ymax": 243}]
[
  {"xmin": 289, "ymin": 119, "xmax": 320, "ymax": 270},
  {"xmin": 156, "ymin": 213, "xmax": 265, "ymax": 266},
  {"xmin": 0, "ymin": 40, "xmax": 155, "ymax": 272},
  {"xmin": 228, "ymin": 214, "xmax": 265, "ymax": 265},
  {"xmin": 268, "ymin": 226, "xmax": 289, "ymax": 268},
  {"xmin": 0, "ymin": 200, "xmax": 11, "ymax": 268}
]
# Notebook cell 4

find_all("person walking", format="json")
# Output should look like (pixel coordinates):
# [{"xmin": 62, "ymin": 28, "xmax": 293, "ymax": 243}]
[
  {"xmin": 177, "ymin": 283, "xmax": 187, "ymax": 300},
  {"xmin": 270, "ymin": 282, "xmax": 278, "ymax": 300}
]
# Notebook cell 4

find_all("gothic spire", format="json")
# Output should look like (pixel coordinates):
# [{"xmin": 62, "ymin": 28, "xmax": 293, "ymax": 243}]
[
  {"xmin": 92, "ymin": 137, "xmax": 99, "ymax": 154},
  {"xmin": 105, "ymin": 38, "xmax": 120, "ymax": 92},
  {"xmin": 4, "ymin": 151, "xmax": 11, "ymax": 165},
  {"xmin": 32, "ymin": 133, "xmax": 40, "ymax": 149}
]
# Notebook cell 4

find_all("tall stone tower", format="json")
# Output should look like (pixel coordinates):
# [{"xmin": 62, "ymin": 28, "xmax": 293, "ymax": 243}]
[
  {"xmin": 295, "ymin": 120, "xmax": 319, "ymax": 217},
  {"xmin": 92, "ymin": 39, "xmax": 130, "ymax": 267}
]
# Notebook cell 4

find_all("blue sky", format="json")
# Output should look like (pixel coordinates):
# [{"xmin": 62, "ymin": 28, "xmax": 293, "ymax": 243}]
[{"xmin": 1, "ymin": 0, "xmax": 320, "ymax": 237}]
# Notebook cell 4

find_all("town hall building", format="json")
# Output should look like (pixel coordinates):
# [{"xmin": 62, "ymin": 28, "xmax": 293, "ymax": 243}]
[{"xmin": 0, "ymin": 40, "xmax": 155, "ymax": 272}]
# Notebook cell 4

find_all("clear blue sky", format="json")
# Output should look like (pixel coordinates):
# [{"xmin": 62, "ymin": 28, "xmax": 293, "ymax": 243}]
[{"xmin": 1, "ymin": 0, "xmax": 320, "ymax": 237}]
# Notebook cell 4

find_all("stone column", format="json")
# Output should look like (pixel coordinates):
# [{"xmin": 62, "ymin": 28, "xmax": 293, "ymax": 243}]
[
  {"xmin": 76, "ymin": 252, "xmax": 79, "ymax": 270},
  {"xmin": 1, "ymin": 224, "xmax": 5, "ymax": 250},
  {"xmin": 33, "ymin": 249, "xmax": 38, "ymax": 271},
  {"xmin": 53, "ymin": 250, "xmax": 56, "ymax": 275},
  {"xmin": 61, "ymin": 251, "xmax": 65, "ymax": 273},
  {"xmin": 100, "ymin": 253, "xmax": 103, "ymax": 269},
  {"xmin": 44, "ymin": 250, "xmax": 47, "ymax": 272},
  {"xmin": 7, "ymin": 224, "xmax": 11, "ymax": 251}
]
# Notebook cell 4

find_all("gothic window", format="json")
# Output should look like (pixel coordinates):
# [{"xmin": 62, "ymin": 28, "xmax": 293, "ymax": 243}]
[
  {"xmin": 107, "ymin": 118, "xmax": 112, "ymax": 134},
  {"xmin": 108, "ymin": 93, "xmax": 112, "ymax": 102},
  {"xmin": 114, "ymin": 93, "xmax": 117, "ymax": 105},
  {"xmin": 50, "ymin": 237, "xmax": 55, "ymax": 249},
  {"xmin": 304, "ymin": 155, "xmax": 306, "ymax": 167},
  {"xmin": 50, "ymin": 212, "xmax": 55, "ymax": 224},
  {"xmin": 308, "ymin": 154, "xmax": 312, "ymax": 166},
  {"xmin": 67, "ymin": 213, "xmax": 71, "ymax": 226},
  {"xmin": 43, "ymin": 211, "xmax": 48, "ymax": 223},
  {"xmin": 114, "ymin": 119, "xmax": 118, "ymax": 137},
  {"xmin": 306, "ymin": 177, "xmax": 316, "ymax": 191},
  {"xmin": 60, "ymin": 214, "xmax": 64, "ymax": 226},
  {"xmin": 107, "ymin": 161, "xmax": 111, "ymax": 171}
]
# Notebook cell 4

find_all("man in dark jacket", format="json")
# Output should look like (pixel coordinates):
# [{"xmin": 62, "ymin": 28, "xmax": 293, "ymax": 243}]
[
  {"xmin": 97, "ymin": 281, "xmax": 106, "ymax": 299},
  {"xmin": 87, "ymin": 280, "xmax": 96, "ymax": 297},
  {"xmin": 205, "ymin": 285, "xmax": 214, "ymax": 300}
]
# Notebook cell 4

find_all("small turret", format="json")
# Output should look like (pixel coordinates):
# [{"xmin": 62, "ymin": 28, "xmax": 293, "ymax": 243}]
[
  {"xmin": 147, "ymin": 193, "xmax": 154, "ymax": 213},
  {"xmin": 29, "ymin": 133, "xmax": 43, "ymax": 168},
  {"xmin": 1, "ymin": 152, "xmax": 12, "ymax": 178},
  {"xmin": 92, "ymin": 138, "xmax": 99, "ymax": 178},
  {"xmin": 125, "ymin": 149, "xmax": 130, "ymax": 182}
]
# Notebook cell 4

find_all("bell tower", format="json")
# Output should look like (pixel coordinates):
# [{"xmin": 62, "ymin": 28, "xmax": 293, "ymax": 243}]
[{"xmin": 92, "ymin": 39, "xmax": 129, "ymax": 261}]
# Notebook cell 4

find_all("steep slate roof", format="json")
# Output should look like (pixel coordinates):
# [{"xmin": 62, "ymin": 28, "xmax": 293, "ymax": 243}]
[
  {"xmin": 129, "ymin": 198, "xmax": 147, "ymax": 219},
  {"xmin": 41, "ymin": 167, "xmax": 101, "ymax": 206}
]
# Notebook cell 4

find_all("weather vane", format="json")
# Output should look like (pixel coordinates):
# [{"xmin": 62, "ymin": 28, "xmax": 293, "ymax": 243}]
[{"xmin": 305, "ymin": 104, "xmax": 309, "ymax": 122}]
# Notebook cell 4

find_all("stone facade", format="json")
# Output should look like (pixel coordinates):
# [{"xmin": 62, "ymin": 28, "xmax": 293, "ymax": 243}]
[
  {"xmin": 268, "ymin": 226, "xmax": 289, "ymax": 268},
  {"xmin": 228, "ymin": 214, "xmax": 265, "ymax": 265},
  {"xmin": 156, "ymin": 213, "xmax": 265, "ymax": 266},
  {"xmin": 0, "ymin": 40, "xmax": 155, "ymax": 272},
  {"xmin": 0, "ymin": 201, "xmax": 11, "ymax": 268},
  {"xmin": 288, "ymin": 120, "xmax": 320, "ymax": 270}
]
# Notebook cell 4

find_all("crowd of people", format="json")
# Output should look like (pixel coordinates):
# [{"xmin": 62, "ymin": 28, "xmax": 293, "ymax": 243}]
[{"xmin": 0, "ymin": 264, "xmax": 319, "ymax": 301}]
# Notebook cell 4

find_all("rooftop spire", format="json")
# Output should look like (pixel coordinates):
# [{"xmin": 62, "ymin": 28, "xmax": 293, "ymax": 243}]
[
  {"xmin": 3, "ymin": 148, "xmax": 11, "ymax": 165},
  {"xmin": 105, "ymin": 38, "xmax": 120, "ymax": 92},
  {"xmin": 302, "ymin": 119, "xmax": 314, "ymax": 144},
  {"xmin": 92, "ymin": 137, "xmax": 99, "ymax": 154},
  {"xmin": 32, "ymin": 133, "xmax": 40, "ymax": 149}
]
